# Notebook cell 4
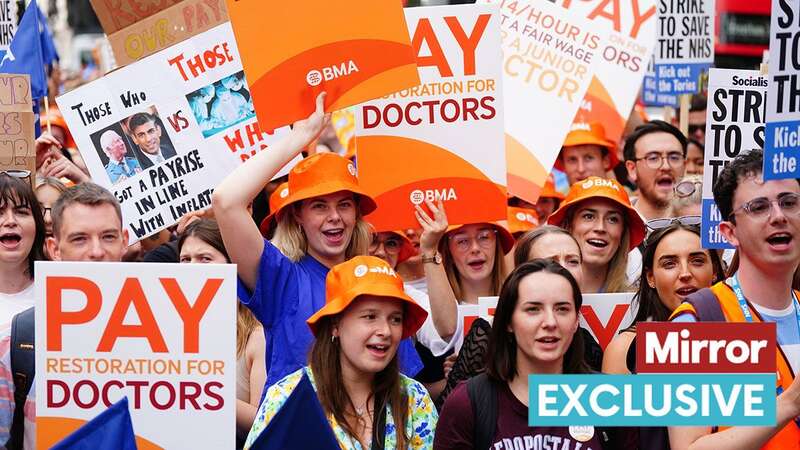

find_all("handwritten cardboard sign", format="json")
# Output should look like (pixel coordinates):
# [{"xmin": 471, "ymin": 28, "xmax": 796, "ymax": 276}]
[
  {"xmin": 90, "ymin": 0, "xmax": 182, "ymax": 35},
  {"xmin": 56, "ymin": 23, "xmax": 291, "ymax": 243},
  {"xmin": 107, "ymin": 0, "xmax": 229, "ymax": 66},
  {"xmin": 0, "ymin": 74, "xmax": 35, "ymax": 179}
]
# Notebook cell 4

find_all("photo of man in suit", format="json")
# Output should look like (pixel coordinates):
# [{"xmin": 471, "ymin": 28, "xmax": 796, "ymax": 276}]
[
  {"xmin": 127, "ymin": 112, "xmax": 177, "ymax": 169},
  {"xmin": 100, "ymin": 130, "xmax": 142, "ymax": 184}
]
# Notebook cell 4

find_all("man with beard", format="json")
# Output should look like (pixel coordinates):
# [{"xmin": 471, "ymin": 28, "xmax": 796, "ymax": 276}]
[{"xmin": 624, "ymin": 120, "xmax": 687, "ymax": 220}]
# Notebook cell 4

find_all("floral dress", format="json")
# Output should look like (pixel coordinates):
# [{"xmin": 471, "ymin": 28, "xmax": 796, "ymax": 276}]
[{"xmin": 244, "ymin": 367, "xmax": 437, "ymax": 449}]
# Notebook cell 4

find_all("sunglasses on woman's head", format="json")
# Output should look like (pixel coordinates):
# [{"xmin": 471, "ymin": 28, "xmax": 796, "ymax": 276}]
[
  {"xmin": 0, "ymin": 170, "xmax": 31, "ymax": 180},
  {"xmin": 646, "ymin": 215, "xmax": 701, "ymax": 230}
]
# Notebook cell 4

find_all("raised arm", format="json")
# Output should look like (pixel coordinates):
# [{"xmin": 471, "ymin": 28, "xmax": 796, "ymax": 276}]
[
  {"xmin": 213, "ymin": 93, "xmax": 330, "ymax": 291},
  {"xmin": 415, "ymin": 199, "xmax": 457, "ymax": 340}
]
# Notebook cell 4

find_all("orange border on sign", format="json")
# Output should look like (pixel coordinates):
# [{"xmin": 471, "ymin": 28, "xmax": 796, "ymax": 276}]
[{"xmin": 358, "ymin": 135, "xmax": 506, "ymax": 231}]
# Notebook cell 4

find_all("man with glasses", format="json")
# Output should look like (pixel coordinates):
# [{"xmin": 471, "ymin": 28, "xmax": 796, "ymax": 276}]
[
  {"xmin": 624, "ymin": 120, "xmax": 687, "ymax": 220},
  {"xmin": 670, "ymin": 149, "xmax": 800, "ymax": 449}
]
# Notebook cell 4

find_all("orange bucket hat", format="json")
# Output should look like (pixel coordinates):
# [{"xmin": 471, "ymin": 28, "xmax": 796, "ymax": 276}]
[
  {"xmin": 259, "ymin": 182, "xmax": 290, "ymax": 236},
  {"xmin": 537, "ymin": 175, "xmax": 565, "ymax": 201},
  {"xmin": 507, "ymin": 207, "xmax": 539, "ymax": 236},
  {"xmin": 444, "ymin": 222, "xmax": 515, "ymax": 255},
  {"xmin": 42, "ymin": 108, "xmax": 76, "ymax": 149},
  {"xmin": 276, "ymin": 153, "xmax": 377, "ymax": 218},
  {"xmin": 546, "ymin": 176, "xmax": 646, "ymax": 250},
  {"xmin": 554, "ymin": 121, "xmax": 619, "ymax": 171},
  {"xmin": 307, "ymin": 256, "xmax": 428, "ymax": 339}
]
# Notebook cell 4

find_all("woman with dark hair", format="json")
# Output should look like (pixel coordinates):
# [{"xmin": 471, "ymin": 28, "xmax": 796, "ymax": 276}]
[
  {"xmin": 603, "ymin": 218, "xmax": 724, "ymax": 375},
  {"xmin": 601, "ymin": 219, "xmax": 723, "ymax": 450},
  {"xmin": 244, "ymin": 256, "xmax": 436, "ymax": 449},
  {"xmin": 177, "ymin": 219, "xmax": 266, "ymax": 446},
  {"xmin": 0, "ymin": 173, "xmax": 46, "ymax": 324},
  {"xmin": 435, "ymin": 260, "xmax": 630, "ymax": 449},
  {"xmin": 434, "ymin": 226, "xmax": 603, "ymax": 408}
]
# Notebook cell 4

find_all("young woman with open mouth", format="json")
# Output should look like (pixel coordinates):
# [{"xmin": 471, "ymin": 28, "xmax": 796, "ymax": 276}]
[
  {"xmin": 602, "ymin": 218, "xmax": 723, "ymax": 449},
  {"xmin": 213, "ymin": 93, "xmax": 421, "ymax": 395},
  {"xmin": 548, "ymin": 176, "xmax": 646, "ymax": 293},
  {"xmin": 434, "ymin": 259, "xmax": 634, "ymax": 449},
  {"xmin": 244, "ymin": 256, "xmax": 436, "ymax": 450},
  {"xmin": 0, "ymin": 172, "xmax": 45, "ymax": 325}
]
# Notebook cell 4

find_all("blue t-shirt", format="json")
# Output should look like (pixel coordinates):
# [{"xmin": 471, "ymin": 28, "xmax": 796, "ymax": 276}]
[{"xmin": 239, "ymin": 240, "xmax": 423, "ymax": 391}]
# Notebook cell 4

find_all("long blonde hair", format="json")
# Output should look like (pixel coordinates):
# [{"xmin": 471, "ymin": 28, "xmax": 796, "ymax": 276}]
[
  {"xmin": 440, "ymin": 227, "xmax": 508, "ymax": 301},
  {"xmin": 236, "ymin": 304, "xmax": 260, "ymax": 358},
  {"xmin": 271, "ymin": 199, "xmax": 371, "ymax": 262}
]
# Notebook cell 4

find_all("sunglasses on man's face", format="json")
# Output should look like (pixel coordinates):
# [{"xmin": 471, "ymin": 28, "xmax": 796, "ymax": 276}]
[{"xmin": 646, "ymin": 215, "xmax": 702, "ymax": 230}]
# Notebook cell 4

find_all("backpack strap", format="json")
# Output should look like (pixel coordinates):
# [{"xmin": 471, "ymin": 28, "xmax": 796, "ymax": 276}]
[
  {"xmin": 684, "ymin": 288, "xmax": 726, "ymax": 322},
  {"xmin": 8, "ymin": 307, "xmax": 35, "ymax": 450},
  {"xmin": 466, "ymin": 373, "xmax": 498, "ymax": 450}
]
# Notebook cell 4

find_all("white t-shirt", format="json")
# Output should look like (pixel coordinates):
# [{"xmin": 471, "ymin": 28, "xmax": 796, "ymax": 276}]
[
  {"xmin": 404, "ymin": 277, "xmax": 428, "ymax": 295},
  {"xmin": 0, "ymin": 284, "xmax": 34, "ymax": 326},
  {"xmin": 405, "ymin": 285, "xmax": 462, "ymax": 357}
]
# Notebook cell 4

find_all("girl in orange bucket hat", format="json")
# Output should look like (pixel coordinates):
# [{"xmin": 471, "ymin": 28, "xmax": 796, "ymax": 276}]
[
  {"xmin": 547, "ymin": 176, "xmax": 646, "ymax": 293},
  {"xmin": 213, "ymin": 93, "xmax": 422, "ymax": 393},
  {"xmin": 244, "ymin": 256, "xmax": 436, "ymax": 450}
]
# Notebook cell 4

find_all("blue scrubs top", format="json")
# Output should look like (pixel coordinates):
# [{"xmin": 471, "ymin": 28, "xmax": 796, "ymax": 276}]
[{"xmin": 239, "ymin": 240, "xmax": 423, "ymax": 391}]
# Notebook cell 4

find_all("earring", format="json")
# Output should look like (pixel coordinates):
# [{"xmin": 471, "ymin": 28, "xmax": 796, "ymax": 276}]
[{"xmin": 331, "ymin": 335, "xmax": 337, "ymax": 343}]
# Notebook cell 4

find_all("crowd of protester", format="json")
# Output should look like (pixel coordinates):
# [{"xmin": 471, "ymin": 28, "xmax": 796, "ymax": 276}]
[{"xmin": 0, "ymin": 85, "xmax": 796, "ymax": 450}]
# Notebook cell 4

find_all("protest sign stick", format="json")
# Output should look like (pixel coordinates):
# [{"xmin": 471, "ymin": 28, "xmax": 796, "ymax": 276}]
[
  {"xmin": 759, "ymin": 63, "xmax": 768, "ymax": 75},
  {"xmin": 679, "ymin": 94, "xmax": 690, "ymax": 137},
  {"xmin": 663, "ymin": 106, "xmax": 674, "ymax": 124},
  {"xmin": 43, "ymin": 96, "xmax": 52, "ymax": 135}
]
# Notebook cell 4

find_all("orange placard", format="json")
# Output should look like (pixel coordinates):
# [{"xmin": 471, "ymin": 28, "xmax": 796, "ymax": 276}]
[
  {"xmin": 225, "ymin": 0, "xmax": 420, "ymax": 130},
  {"xmin": 356, "ymin": 5, "xmax": 507, "ymax": 231}
]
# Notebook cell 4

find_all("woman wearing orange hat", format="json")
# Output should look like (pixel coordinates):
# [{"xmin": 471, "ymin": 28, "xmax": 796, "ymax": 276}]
[
  {"xmin": 547, "ymin": 176, "xmax": 646, "ymax": 293},
  {"xmin": 244, "ymin": 256, "xmax": 436, "ymax": 450},
  {"xmin": 213, "ymin": 93, "xmax": 422, "ymax": 393}
]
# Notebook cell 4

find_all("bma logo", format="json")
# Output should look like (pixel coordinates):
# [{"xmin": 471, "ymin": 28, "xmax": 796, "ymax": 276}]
[
  {"xmin": 570, "ymin": 122, "xmax": 591, "ymax": 132},
  {"xmin": 354, "ymin": 265, "xmax": 368, "ymax": 277},
  {"xmin": 306, "ymin": 60, "xmax": 360, "ymax": 86},
  {"xmin": 369, "ymin": 266, "xmax": 396, "ymax": 277},
  {"xmin": 409, "ymin": 188, "xmax": 458, "ymax": 205},
  {"xmin": 279, "ymin": 188, "xmax": 289, "ymax": 198},
  {"xmin": 581, "ymin": 178, "xmax": 619, "ymax": 191}
]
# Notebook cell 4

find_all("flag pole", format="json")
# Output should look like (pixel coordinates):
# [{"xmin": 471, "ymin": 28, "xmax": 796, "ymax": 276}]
[{"xmin": 43, "ymin": 96, "xmax": 51, "ymax": 135}]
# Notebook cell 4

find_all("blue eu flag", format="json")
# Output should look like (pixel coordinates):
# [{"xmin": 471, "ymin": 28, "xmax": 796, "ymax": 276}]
[
  {"xmin": 0, "ymin": 1, "xmax": 47, "ymax": 99},
  {"xmin": 50, "ymin": 397, "xmax": 138, "ymax": 450},
  {"xmin": 250, "ymin": 372, "xmax": 340, "ymax": 450}
]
